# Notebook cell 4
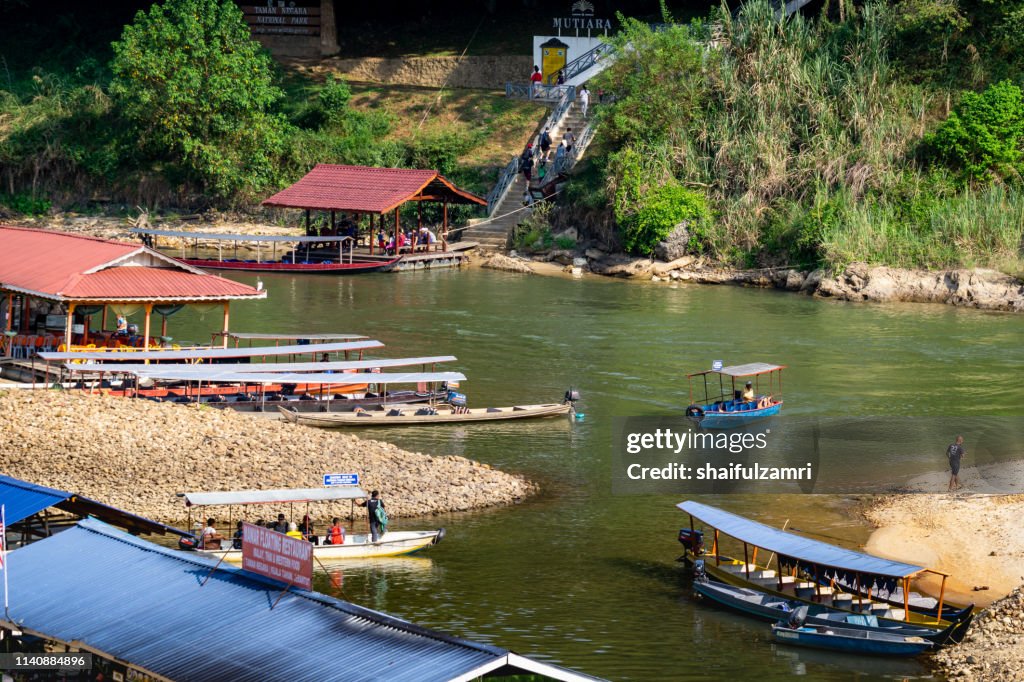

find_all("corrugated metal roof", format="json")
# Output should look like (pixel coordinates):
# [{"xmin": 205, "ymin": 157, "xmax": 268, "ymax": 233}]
[
  {"xmin": 4, "ymin": 519, "xmax": 603, "ymax": 682},
  {"xmin": 0, "ymin": 475, "xmax": 70, "ymax": 524},
  {"xmin": 262, "ymin": 164, "xmax": 486, "ymax": 214},
  {"xmin": 0, "ymin": 226, "xmax": 264, "ymax": 301},
  {"xmin": 679, "ymin": 501, "xmax": 924, "ymax": 578}
]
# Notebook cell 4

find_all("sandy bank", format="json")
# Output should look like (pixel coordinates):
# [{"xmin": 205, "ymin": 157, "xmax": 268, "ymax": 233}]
[
  {"xmin": 0, "ymin": 391, "xmax": 535, "ymax": 525},
  {"xmin": 864, "ymin": 494, "xmax": 1024, "ymax": 609}
]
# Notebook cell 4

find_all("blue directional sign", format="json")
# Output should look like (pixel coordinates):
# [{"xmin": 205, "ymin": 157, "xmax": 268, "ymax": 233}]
[
  {"xmin": 323, "ymin": 473, "xmax": 359, "ymax": 487},
  {"xmin": 712, "ymin": 360, "xmax": 723, "ymax": 371}
]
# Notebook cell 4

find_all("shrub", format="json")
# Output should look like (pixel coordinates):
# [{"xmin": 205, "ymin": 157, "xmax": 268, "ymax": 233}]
[
  {"xmin": 109, "ymin": 0, "xmax": 288, "ymax": 199},
  {"xmin": 618, "ymin": 180, "xmax": 709, "ymax": 256},
  {"xmin": 318, "ymin": 75, "xmax": 352, "ymax": 125},
  {"xmin": 926, "ymin": 79, "xmax": 1024, "ymax": 183}
]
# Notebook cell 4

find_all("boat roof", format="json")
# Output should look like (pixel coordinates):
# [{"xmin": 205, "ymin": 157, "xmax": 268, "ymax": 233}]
[
  {"xmin": 64, "ymin": 355, "xmax": 458, "ymax": 374},
  {"xmin": 39, "ymin": 339, "xmax": 384, "ymax": 362},
  {"xmin": 129, "ymin": 228, "xmax": 354, "ymax": 243},
  {"xmin": 678, "ymin": 501, "xmax": 927, "ymax": 578},
  {"xmin": 225, "ymin": 332, "xmax": 368, "ymax": 340},
  {"xmin": 688, "ymin": 362, "xmax": 786, "ymax": 378},
  {"xmin": 184, "ymin": 486, "xmax": 368, "ymax": 507},
  {"xmin": 131, "ymin": 369, "xmax": 466, "ymax": 385}
]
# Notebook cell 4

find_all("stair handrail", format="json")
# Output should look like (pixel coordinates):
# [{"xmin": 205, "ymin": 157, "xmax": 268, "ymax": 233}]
[
  {"xmin": 560, "ymin": 41, "xmax": 616, "ymax": 84},
  {"xmin": 486, "ymin": 85, "xmax": 576, "ymax": 215}
]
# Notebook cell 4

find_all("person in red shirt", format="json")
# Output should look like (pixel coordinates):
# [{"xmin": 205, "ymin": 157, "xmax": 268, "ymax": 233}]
[{"xmin": 530, "ymin": 65, "xmax": 543, "ymax": 97}]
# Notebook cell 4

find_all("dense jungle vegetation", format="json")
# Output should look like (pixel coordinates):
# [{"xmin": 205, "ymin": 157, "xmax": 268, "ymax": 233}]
[{"xmin": 584, "ymin": 0, "xmax": 1024, "ymax": 271}]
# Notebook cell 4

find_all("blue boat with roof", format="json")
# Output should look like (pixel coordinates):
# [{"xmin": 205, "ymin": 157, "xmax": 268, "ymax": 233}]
[{"xmin": 684, "ymin": 362, "xmax": 784, "ymax": 429}]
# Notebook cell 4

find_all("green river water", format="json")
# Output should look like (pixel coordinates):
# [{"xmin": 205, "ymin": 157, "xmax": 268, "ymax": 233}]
[{"xmin": 166, "ymin": 268, "xmax": 1023, "ymax": 681}]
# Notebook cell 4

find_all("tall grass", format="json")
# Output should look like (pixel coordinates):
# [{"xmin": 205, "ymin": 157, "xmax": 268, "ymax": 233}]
[{"xmin": 594, "ymin": 0, "xmax": 1023, "ymax": 272}]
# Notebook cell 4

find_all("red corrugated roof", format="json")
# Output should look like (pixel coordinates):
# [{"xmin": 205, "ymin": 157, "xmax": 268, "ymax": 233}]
[
  {"xmin": 262, "ymin": 164, "xmax": 486, "ymax": 213},
  {"xmin": 0, "ymin": 226, "xmax": 264, "ymax": 301}
]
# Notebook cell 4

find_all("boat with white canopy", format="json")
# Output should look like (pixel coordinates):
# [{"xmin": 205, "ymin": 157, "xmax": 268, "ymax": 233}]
[{"xmin": 179, "ymin": 486, "xmax": 445, "ymax": 560}]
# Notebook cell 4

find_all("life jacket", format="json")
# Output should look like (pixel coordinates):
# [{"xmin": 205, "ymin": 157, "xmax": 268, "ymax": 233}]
[{"xmin": 329, "ymin": 525, "xmax": 345, "ymax": 545}]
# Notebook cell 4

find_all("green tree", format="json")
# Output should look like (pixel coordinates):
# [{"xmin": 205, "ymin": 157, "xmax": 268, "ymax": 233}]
[
  {"xmin": 927, "ymin": 79, "xmax": 1024, "ymax": 183},
  {"xmin": 109, "ymin": 0, "xmax": 287, "ymax": 198}
]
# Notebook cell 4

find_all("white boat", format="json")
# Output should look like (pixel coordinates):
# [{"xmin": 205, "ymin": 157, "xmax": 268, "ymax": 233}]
[{"xmin": 179, "ymin": 486, "xmax": 444, "ymax": 560}]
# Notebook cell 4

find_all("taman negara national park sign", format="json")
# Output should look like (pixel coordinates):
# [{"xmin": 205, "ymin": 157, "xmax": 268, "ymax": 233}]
[{"xmin": 237, "ymin": 1, "xmax": 339, "ymax": 57}]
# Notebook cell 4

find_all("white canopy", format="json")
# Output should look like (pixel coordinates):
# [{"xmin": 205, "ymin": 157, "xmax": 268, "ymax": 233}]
[
  {"xmin": 131, "ymin": 228, "xmax": 354, "ymax": 244},
  {"xmin": 39, "ymin": 339, "xmax": 384, "ymax": 362},
  {"xmin": 184, "ymin": 486, "xmax": 368, "ymax": 507},
  {"xmin": 225, "ymin": 332, "xmax": 368, "ymax": 340},
  {"xmin": 65, "ymin": 356, "xmax": 457, "ymax": 374},
  {"xmin": 131, "ymin": 369, "xmax": 466, "ymax": 385}
]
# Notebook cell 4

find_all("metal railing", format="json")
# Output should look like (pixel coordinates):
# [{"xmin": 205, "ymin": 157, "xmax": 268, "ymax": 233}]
[
  {"xmin": 505, "ymin": 83, "xmax": 576, "ymax": 102},
  {"xmin": 560, "ymin": 41, "xmax": 616, "ymax": 84},
  {"xmin": 485, "ymin": 86, "xmax": 576, "ymax": 215}
]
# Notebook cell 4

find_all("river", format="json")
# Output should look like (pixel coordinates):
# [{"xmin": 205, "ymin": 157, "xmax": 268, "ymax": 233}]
[{"xmin": 168, "ymin": 268, "xmax": 1024, "ymax": 681}]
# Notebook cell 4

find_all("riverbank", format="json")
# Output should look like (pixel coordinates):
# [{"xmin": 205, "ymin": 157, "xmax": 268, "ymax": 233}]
[
  {"xmin": 864, "ymin": 494, "xmax": 1024, "ymax": 608},
  {"xmin": 7, "ymin": 216, "xmax": 1023, "ymax": 312},
  {"xmin": 486, "ymin": 250, "xmax": 1024, "ymax": 312},
  {"xmin": 934, "ymin": 586, "xmax": 1024, "ymax": 681},
  {"xmin": 0, "ymin": 391, "xmax": 536, "ymax": 525}
]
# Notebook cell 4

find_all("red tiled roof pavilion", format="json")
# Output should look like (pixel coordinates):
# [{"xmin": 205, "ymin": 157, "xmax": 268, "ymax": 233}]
[{"xmin": 0, "ymin": 226, "xmax": 266, "ymax": 351}]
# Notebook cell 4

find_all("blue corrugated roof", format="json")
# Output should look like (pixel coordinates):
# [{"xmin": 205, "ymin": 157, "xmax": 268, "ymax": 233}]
[
  {"xmin": 0, "ymin": 474, "xmax": 71, "ymax": 524},
  {"xmin": 678, "ymin": 501, "xmax": 925, "ymax": 578},
  {"xmin": 3, "ymin": 519, "xmax": 601, "ymax": 682}
]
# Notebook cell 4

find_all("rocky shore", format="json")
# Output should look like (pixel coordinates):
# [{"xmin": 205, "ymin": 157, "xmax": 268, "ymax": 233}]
[
  {"xmin": 511, "ymin": 247, "xmax": 1024, "ymax": 312},
  {"xmin": 0, "ymin": 391, "xmax": 535, "ymax": 525},
  {"xmin": 935, "ymin": 587, "xmax": 1024, "ymax": 681}
]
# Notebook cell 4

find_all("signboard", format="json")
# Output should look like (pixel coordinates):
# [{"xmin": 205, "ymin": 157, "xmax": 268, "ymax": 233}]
[
  {"xmin": 552, "ymin": 0, "xmax": 612, "ymax": 35},
  {"xmin": 241, "ymin": 522, "xmax": 313, "ymax": 590},
  {"xmin": 712, "ymin": 360, "xmax": 723, "ymax": 371},
  {"xmin": 239, "ymin": 1, "xmax": 322, "ymax": 37},
  {"xmin": 323, "ymin": 472, "xmax": 359, "ymax": 486}
]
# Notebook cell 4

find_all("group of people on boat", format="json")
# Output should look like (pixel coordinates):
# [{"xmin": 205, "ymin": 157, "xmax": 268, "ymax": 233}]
[
  {"xmin": 198, "ymin": 491, "xmax": 388, "ymax": 549},
  {"xmin": 712, "ymin": 381, "xmax": 772, "ymax": 412}
]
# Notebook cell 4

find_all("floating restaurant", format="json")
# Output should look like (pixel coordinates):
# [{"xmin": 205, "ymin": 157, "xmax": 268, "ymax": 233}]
[{"xmin": 0, "ymin": 226, "xmax": 265, "ymax": 365}]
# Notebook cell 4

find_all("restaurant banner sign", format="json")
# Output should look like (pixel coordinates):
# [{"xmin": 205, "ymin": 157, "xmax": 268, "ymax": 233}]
[{"xmin": 241, "ymin": 521, "xmax": 313, "ymax": 590}]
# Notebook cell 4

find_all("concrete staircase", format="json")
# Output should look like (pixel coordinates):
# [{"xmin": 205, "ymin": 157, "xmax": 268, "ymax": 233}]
[{"xmin": 464, "ymin": 101, "xmax": 592, "ymax": 251}]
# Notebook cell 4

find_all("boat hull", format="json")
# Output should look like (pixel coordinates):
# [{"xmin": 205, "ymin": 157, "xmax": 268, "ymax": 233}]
[
  {"xmin": 692, "ymin": 576, "xmax": 958, "ymax": 647},
  {"xmin": 770, "ymin": 624, "xmax": 932, "ymax": 657},
  {"xmin": 279, "ymin": 402, "xmax": 573, "ymax": 427},
  {"xmin": 208, "ymin": 390, "xmax": 447, "ymax": 413},
  {"xmin": 687, "ymin": 400, "xmax": 782, "ymax": 429},
  {"xmin": 180, "ymin": 257, "xmax": 401, "ymax": 274},
  {"xmin": 196, "ymin": 530, "xmax": 443, "ymax": 561}
]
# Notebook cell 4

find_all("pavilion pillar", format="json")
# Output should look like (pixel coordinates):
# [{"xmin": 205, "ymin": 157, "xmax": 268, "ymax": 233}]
[
  {"xmin": 161, "ymin": 315, "xmax": 168, "ymax": 338},
  {"xmin": 65, "ymin": 302, "xmax": 75, "ymax": 348},
  {"xmin": 395, "ymin": 207, "xmax": 400, "ymax": 242},
  {"xmin": 331, "ymin": 211, "xmax": 336, "ymax": 234},
  {"xmin": 5, "ymin": 293, "xmax": 11, "ymax": 331},
  {"xmin": 221, "ymin": 303, "xmax": 230, "ymax": 348},
  {"xmin": 142, "ymin": 303, "xmax": 153, "ymax": 354},
  {"xmin": 305, "ymin": 209, "xmax": 311, "ymax": 235},
  {"xmin": 442, "ymin": 198, "xmax": 449, "ymax": 252},
  {"xmin": 101, "ymin": 305, "xmax": 108, "ymax": 332},
  {"xmin": 369, "ymin": 214, "xmax": 374, "ymax": 255}
]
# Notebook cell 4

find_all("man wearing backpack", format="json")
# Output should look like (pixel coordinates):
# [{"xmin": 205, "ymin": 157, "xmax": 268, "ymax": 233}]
[{"xmin": 359, "ymin": 490, "xmax": 388, "ymax": 542}]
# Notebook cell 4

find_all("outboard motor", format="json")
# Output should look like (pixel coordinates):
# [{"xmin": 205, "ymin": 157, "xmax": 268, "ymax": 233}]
[
  {"xmin": 787, "ymin": 605, "xmax": 809, "ymax": 629},
  {"xmin": 693, "ymin": 559, "xmax": 707, "ymax": 583},
  {"xmin": 564, "ymin": 388, "xmax": 581, "ymax": 404},
  {"xmin": 178, "ymin": 534, "xmax": 198, "ymax": 551},
  {"xmin": 678, "ymin": 528, "xmax": 704, "ymax": 555}
]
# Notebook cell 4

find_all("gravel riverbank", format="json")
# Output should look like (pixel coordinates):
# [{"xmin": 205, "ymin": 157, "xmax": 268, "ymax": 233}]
[
  {"xmin": 0, "ymin": 391, "xmax": 535, "ymax": 525},
  {"xmin": 935, "ymin": 587, "xmax": 1024, "ymax": 681}
]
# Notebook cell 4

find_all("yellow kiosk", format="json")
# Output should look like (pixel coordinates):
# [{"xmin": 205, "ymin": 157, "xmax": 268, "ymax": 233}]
[{"xmin": 540, "ymin": 38, "xmax": 569, "ymax": 84}]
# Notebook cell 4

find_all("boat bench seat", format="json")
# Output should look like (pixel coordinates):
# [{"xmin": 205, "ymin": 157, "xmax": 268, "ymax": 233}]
[
  {"xmin": 753, "ymin": 574, "xmax": 795, "ymax": 588},
  {"xmin": 721, "ymin": 563, "xmax": 758, "ymax": 574}
]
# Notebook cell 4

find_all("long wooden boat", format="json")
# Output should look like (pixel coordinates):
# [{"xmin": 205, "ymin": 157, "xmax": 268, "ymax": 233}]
[
  {"xmin": 691, "ymin": 570, "xmax": 961, "ymax": 647},
  {"xmin": 684, "ymin": 362, "xmax": 784, "ymax": 429},
  {"xmin": 677, "ymin": 501, "xmax": 973, "ymax": 635},
  {"xmin": 278, "ymin": 400, "xmax": 574, "ymax": 428},
  {"xmin": 180, "ymin": 487, "xmax": 444, "ymax": 560},
  {"xmin": 770, "ymin": 621, "xmax": 933, "ymax": 657},
  {"xmin": 131, "ymin": 228, "xmax": 402, "ymax": 274}
]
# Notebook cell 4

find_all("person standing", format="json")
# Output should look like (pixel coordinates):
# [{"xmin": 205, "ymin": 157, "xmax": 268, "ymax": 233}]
[
  {"xmin": 563, "ymin": 128, "xmax": 576, "ymax": 153},
  {"xmin": 554, "ymin": 139, "xmax": 567, "ymax": 167},
  {"xmin": 530, "ymin": 65, "xmax": 543, "ymax": 97},
  {"xmin": 947, "ymin": 435, "xmax": 965, "ymax": 492},
  {"xmin": 539, "ymin": 128, "xmax": 553, "ymax": 161},
  {"xmin": 328, "ymin": 517, "xmax": 346, "ymax": 545},
  {"xmin": 359, "ymin": 490, "xmax": 387, "ymax": 542},
  {"xmin": 579, "ymin": 85, "xmax": 590, "ymax": 119},
  {"xmin": 520, "ymin": 144, "xmax": 535, "ymax": 183}
]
